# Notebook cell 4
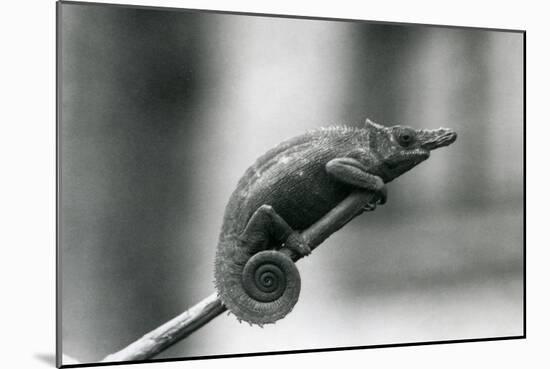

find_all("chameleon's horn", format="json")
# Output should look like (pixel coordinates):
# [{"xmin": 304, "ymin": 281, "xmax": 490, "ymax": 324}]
[{"xmin": 364, "ymin": 118, "xmax": 385, "ymax": 130}]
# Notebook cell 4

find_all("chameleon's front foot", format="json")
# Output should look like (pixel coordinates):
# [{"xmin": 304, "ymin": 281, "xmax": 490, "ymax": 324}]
[
  {"xmin": 326, "ymin": 157, "xmax": 387, "ymax": 213},
  {"xmin": 363, "ymin": 186, "xmax": 387, "ymax": 212}
]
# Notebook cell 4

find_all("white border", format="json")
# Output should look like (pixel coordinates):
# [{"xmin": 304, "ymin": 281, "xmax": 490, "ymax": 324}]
[{"xmin": 2, "ymin": 1, "xmax": 546, "ymax": 368}]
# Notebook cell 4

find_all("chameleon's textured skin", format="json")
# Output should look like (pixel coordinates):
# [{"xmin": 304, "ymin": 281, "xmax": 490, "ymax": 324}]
[{"xmin": 214, "ymin": 119, "xmax": 456, "ymax": 325}]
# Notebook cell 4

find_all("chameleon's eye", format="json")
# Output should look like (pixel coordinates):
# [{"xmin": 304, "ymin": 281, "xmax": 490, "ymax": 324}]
[{"xmin": 396, "ymin": 129, "xmax": 416, "ymax": 147}]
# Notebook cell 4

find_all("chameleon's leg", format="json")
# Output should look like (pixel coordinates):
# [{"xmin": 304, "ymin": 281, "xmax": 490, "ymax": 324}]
[
  {"xmin": 326, "ymin": 157, "xmax": 387, "ymax": 210},
  {"xmin": 241, "ymin": 204, "xmax": 311, "ymax": 256},
  {"xmin": 226, "ymin": 205, "xmax": 306, "ymax": 325}
]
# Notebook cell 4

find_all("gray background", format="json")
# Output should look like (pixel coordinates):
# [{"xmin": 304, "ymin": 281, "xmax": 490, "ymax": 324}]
[{"xmin": 59, "ymin": 3, "xmax": 524, "ymax": 364}]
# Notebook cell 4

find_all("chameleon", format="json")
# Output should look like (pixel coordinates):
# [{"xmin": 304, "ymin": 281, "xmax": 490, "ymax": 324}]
[{"xmin": 214, "ymin": 118, "xmax": 457, "ymax": 325}]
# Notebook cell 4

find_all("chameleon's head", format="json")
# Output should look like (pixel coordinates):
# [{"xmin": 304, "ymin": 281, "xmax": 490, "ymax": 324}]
[{"xmin": 364, "ymin": 119, "xmax": 457, "ymax": 182}]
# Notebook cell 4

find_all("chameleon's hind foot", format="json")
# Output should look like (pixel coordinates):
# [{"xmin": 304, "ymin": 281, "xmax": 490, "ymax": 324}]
[{"xmin": 284, "ymin": 232, "xmax": 311, "ymax": 257}]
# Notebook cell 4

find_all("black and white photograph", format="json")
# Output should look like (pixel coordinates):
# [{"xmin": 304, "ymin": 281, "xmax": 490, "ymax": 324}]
[{"xmin": 56, "ymin": 1, "xmax": 524, "ymax": 367}]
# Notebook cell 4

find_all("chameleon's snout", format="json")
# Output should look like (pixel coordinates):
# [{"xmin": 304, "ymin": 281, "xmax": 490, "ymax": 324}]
[{"xmin": 420, "ymin": 128, "xmax": 457, "ymax": 151}]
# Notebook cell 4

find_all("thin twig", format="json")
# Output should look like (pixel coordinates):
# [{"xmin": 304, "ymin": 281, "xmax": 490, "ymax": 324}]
[
  {"xmin": 101, "ymin": 191, "xmax": 377, "ymax": 363},
  {"xmin": 102, "ymin": 293, "xmax": 226, "ymax": 362}
]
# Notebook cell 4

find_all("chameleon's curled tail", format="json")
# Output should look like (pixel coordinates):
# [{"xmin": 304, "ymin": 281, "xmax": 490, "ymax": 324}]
[{"xmin": 214, "ymin": 244, "xmax": 301, "ymax": 325}]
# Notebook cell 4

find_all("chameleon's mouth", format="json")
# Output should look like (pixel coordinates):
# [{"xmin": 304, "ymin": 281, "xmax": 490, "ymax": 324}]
[
  {"xmin": 385, "ymin": 149, "xmax": 429, "ymax": 170},
  {"xmin": 420, "ymin": 129, "xmax": 457, "ymax": 151}
]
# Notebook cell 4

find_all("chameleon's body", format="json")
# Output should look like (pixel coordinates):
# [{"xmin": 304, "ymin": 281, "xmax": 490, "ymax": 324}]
[{"xmin": 214, "ymin": 119, "xmax": 456, "ymax": 325}]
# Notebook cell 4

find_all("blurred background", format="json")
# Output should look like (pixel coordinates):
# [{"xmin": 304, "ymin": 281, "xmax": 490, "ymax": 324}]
[{"xmin": 59, "ymin": 2, "xmax": 524, "ymax": 364}]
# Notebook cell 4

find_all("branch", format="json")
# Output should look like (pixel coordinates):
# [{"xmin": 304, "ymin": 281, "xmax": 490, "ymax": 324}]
[
  {"xmin": 102, "ymin": 293, "xmax": 225, "ymax": 362},
  {"xmin": 100, "ymin": 191, "xmax": 377, "ymax": 363}
]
